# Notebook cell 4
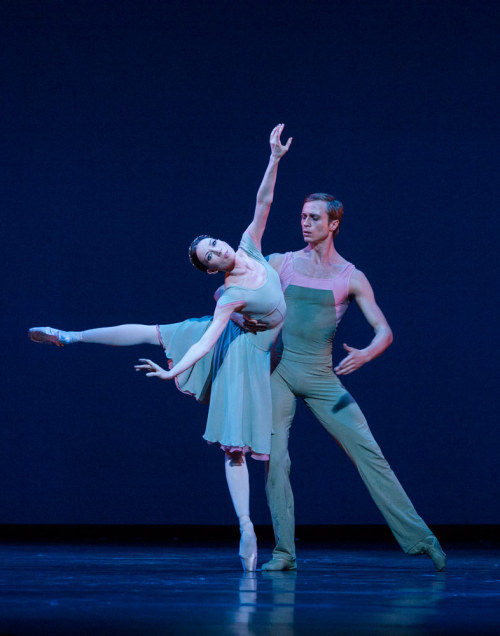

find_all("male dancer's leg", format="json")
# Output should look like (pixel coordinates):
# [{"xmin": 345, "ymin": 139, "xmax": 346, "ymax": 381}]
[
  {"xmin": 263, "ymin": 366, "xmax": 298, "ymax": 570},
  {"xmin": 303, "ymin": 371, "xmax": 445, "ymax": 567}
]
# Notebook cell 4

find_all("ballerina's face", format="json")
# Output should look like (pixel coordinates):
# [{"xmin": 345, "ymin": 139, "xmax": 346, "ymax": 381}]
[{"xmin": 196, "ymin": 237, "xmax": 236, "ymax": 272}]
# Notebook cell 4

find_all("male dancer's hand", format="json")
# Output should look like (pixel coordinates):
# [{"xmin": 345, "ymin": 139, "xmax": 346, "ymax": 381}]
[
  {"xmin": 334, "ymin": 344, "xmax": 370, "ymax": 375},
  {"xmin": 231, "ymin": 312, "xmax": 267, "ymax": 333}
]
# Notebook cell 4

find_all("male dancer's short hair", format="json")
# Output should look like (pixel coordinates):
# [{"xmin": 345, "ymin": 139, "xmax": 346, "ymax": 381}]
[{"xmin": 303, "ymin": 193, "xmax": 343, "ymax": 238}]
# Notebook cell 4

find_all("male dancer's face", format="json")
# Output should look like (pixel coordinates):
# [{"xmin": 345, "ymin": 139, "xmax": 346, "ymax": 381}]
[{"xmin": 301, "ymin": 201, "xmax": 337, "ymax": 244}]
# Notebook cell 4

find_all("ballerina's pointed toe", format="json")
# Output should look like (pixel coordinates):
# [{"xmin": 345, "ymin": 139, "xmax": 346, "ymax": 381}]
[
  {"xmin": 29, "ymin": 327, "xmax": 65, "ymax": 346},
  {"xmin": 29, "ymin": 327, "xmax": 76, "ymax": 346},
  {"xmin": 239, "ymin": 524, "xmax": 258, "ymax": 572}
]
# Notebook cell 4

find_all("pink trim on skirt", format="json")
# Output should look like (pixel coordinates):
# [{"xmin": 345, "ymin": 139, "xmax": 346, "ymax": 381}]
[
  {"xmin": 156, "ymin": 324, "xmax": 165, "ymax": 348},
  {"xmin": 208, "ymin": 441, "xmax": 269, "ymax": 462},
  {"xmin": 156, "ymin": 324, "xmax": 198, "ymax": 397}
]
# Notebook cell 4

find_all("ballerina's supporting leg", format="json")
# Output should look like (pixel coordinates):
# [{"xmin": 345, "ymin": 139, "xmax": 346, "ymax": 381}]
[
  {"xmin": 224, "ymin": 451, "xmax": 257, "ymax": 572},
  {"xmin": 29, "ymin": 324, "xmax": 159, "ymax": 346}
]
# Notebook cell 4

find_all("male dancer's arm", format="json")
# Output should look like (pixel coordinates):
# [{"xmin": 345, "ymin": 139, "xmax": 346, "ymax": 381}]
[{"xmin": 334, "ymin": 269, "xmax": 393, "ymax": 376}]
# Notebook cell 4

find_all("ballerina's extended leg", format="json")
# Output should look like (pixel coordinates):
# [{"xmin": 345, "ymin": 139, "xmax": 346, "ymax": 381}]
[{"xmin": 29, "ymin": 324, "xmax": 158, "ymax": 346}]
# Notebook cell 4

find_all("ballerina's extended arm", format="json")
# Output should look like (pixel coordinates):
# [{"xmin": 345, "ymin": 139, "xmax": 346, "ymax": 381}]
[
  {"xmin": 244, "ymin": 123, "xmax": 292, "ymax": 250},
  {"xmin": 214, "ymin": 123, "xmax": 291, "ymax": 332},
  {"xmin": 135, "ymin": 300, "xmax": 244, "ymax": 380}
]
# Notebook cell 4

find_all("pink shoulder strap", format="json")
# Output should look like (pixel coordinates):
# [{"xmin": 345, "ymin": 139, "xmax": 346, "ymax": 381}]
[
  {"xmin": 278, "ymin": 252, "xmax": 294, "ymax": 292},
  {"xmin": 332, "ymin": 262, "xmax": 356, "ymax": 303},
  {"xmin": 333, "ymin": 263, "xmax": 356, "ymax": 326}
]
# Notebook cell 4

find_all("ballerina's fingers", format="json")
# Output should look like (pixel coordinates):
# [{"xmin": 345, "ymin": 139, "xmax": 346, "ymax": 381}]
[
  {"xmin": 135, "ymin": 358, "xmax": 161, "ymax": 376},
  {"xmin": 270, "ymin": 123, "xmax": 283, "ymax": 140}
]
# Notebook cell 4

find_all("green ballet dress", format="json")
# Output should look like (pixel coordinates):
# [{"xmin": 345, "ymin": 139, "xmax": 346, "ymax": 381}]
[{"xmin": 157, "ymin": 231, "xmax": 286, "ymax": 460}]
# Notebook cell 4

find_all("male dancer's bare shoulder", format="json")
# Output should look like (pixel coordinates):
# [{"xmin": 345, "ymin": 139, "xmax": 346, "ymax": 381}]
[
  {"xmin": 268, "ymin": 248, "xmax": 352, "ymax": 279},
  {"xmin": 266, "ymin": 252, "xmax": 286, "ymax": 273}
]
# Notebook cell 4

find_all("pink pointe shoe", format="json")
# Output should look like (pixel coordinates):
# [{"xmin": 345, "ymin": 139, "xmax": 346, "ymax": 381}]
[
  {"xmin": 28, "ymin": 327, "xmax": 77, "ymax": 346},
  {"xmin": 239, "ymin": 522, "xmax": 258, "ymax": 572}
]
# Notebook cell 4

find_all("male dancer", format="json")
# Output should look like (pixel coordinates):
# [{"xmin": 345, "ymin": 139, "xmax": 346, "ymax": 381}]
[{"xmin": 259, "ymin": 193, "xmax": 446, "ymax": 571}]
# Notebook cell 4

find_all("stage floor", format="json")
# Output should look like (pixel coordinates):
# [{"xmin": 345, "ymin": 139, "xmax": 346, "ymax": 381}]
[{"xmin": 1, "ymin": 539, "xmax": 499, "ymax": 635}]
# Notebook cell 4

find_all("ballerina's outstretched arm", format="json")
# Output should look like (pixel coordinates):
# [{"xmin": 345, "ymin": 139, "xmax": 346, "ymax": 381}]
[
  {"xmin": 135, "ymin": 299, "xmax": 243, "ymax": 380},
  {"xmin": 244, "ymin": 123, "xmax": 292, "ymax": 251}
]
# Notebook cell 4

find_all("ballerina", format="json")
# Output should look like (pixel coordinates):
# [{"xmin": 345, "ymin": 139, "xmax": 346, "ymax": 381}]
[{"xmin": 29, "ymin": 123, "xmax": 292, "ymax": 571}]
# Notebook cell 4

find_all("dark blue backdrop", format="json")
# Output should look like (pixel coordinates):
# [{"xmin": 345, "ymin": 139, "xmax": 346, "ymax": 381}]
[{"xmin": 3, "ymin": 0, "xmax": 499, "ymax": 525}]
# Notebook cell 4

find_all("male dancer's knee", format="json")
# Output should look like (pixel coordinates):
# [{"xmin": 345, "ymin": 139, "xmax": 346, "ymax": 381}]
[{"xmin": 266, "ymin": 450, "xmax": 291, "ymax": 490}]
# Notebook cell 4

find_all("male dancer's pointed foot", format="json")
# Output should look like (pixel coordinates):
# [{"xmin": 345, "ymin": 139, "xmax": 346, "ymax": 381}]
[
  {"xmin": 239, "ymin": 521, "xmax": 258, "ymax": 572},
  {"xmin": 29, "ymin": 327, "xmax": 78, "ymax": 346},
  {"xmin": 261, "ymin": 557, "xmax": 297, "ymax": 571},
  {"xmin": 408, "ymin": 535, "xmax": 447, "ymax": 571}
]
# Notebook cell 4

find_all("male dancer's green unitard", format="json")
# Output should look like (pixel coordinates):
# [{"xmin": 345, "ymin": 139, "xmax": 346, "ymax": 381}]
[{"xmin": 260, "ymin": 193, "xmax": 446, "ymax": 571}]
